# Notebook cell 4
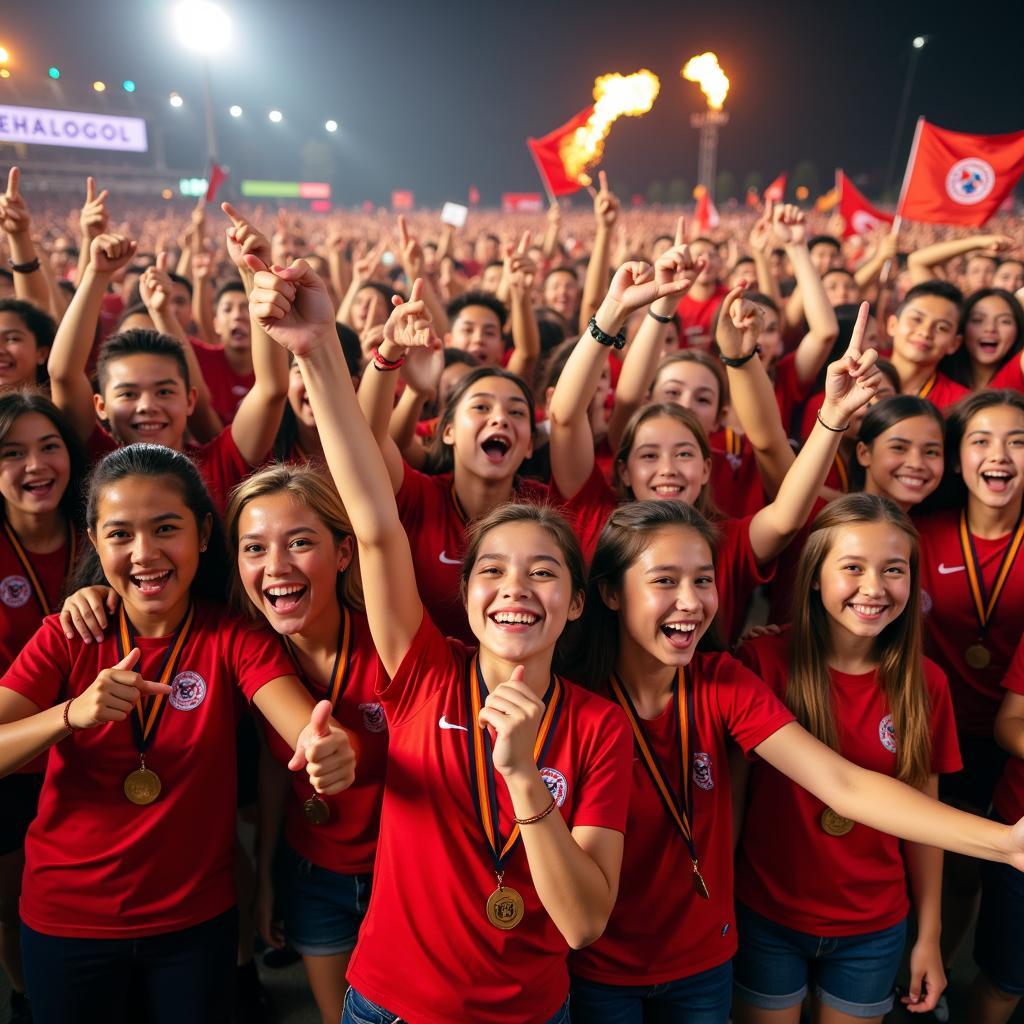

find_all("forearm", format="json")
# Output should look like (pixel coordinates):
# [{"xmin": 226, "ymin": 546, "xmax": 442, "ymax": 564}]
[
  {"xmin": 192, "ymin": 276, "xmax": 216, "ymax": 345},
  {"xmin": 579, "ymin": 227, "xmax": 612, "ymax": 334},
  {"xmin": 0, "ymin": 703, "xmax": 71, "ymax": 778},
  {"xmin": 506, "ymin": 291, "xmax": 540, "ymax": 381},
  {"xmin": 6, "ymin": 233, "xmax": 51, "ymax": 311},
  {"xmin": 751, "ymin": 250, "xmax": 780, "ymax": 305},
  {"xmin": 231, "ymin": 314, "xmax": 288, "ymax": 463},
  {"xmin": 907, "ymin": 236, "xmax": 982, "ymax": 281},
  {"xmin": 608, "ymin": 302, "xmax": 673, "ymax": 448},
  {"xmin": 505, "ymin": 770, "xmax": 618, "ymax": 949},
  {"xmin": 336, "ymin": 279, "xmax": 360, "ymax": 327},
  {"xmin": 328, "ymin": 250, "xmax": 352, "ymax": 302},
  {"xmin": 252, "ymin": 676, "xmax": 315, "ymax": 752},
  {"xmin": 542, "ymin": 219, "xmax": 560, "ymax": 261},
  {"xmin": 357, "ymin": 349, "xmax": 401, "ymax": 444},
  {"xmin": 389, "ymin": 385, "xmax": 429, "ymax": 453},
  {"xmin": 854, "ymin": 248, "xmax": 887, "ymax": 289},
  {"xmin": 789, "ymin": 246, "xmax": 839, "ymax": 386}
]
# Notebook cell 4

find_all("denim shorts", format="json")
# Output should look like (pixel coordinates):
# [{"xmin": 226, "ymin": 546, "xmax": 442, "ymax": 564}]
[
  {"xmin": 273, "ymin": 840, "xmax": 371, "ymax": 956},
  {"xmin": 733, "ymin": 903, "xmax": 906, "ymax": 1019},
  {"xmin": 570, "ymin": 960, "xmax": 732, "ymax": 1023},
  {"xmin": 342, "ymin": 986, "xmax": 570, "ymax": 1023},
  {"xmin": 975, "ymin": 844, "xmax": 1024, "ymax": 995}
]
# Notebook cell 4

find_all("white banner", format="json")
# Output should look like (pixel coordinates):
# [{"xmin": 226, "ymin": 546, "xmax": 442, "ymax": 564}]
[{"xmin": 0, "ymin": 105, "xmax": 148, "ymax": 152}]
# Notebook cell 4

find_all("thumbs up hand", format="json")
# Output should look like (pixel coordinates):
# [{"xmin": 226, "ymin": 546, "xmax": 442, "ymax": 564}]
[{"xmin": 288, "ymin": 699, "xmax": 356, "ymax": 795}]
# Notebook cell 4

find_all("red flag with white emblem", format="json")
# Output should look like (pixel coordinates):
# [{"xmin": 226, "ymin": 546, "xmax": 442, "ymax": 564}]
[
  {"xmin": 837, "ymin": 169, "xmax": 894, "ymax": 237},
  {"xmin": 694, "ymin": 187, "xmax": 719, "ymax": 232}
]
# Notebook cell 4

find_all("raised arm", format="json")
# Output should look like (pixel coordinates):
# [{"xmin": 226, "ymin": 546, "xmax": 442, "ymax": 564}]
[
  {"xmin": 0, "ymin": 168, "xmax": 51, "ymax": 313},
  {"xmin": 337, "ymin": 239, "xmax": 384, "ymax": 328},
  {"xmin": 48, "ymin": 233, "xmax": 137, "ymax": 441},
  {"xmin": 907, "ymin": 233, "xmax": 1015, "ymax": 285},
  {"xmin": 748, "ymin": 302, "xmax": 880, "ymax": 563},
  {"xmin": 190, "ymin": 250, "xmax": 217, "ymax": 345},
  {"xmin": 249, "ymin": 260, "xmax": 426, "ymax": 675},
  {"xmin": 73, "ymin": 176, "xmax": 109, "ymax": 287},
  {"xmin": 747, "ymin": 201, "xmax": 781, "ymax": 306},
  {"xmin": 504, "ymin": 231, "xmax": 541, "ymax": 381},
  {"xmin": 578, "ymin": 171, "xmax": 619, "ymax": 334},
  {"xmin": 398, "ymin": 215, "xmax": 448, "ymax": 335},
  {"xmin": 541, "ymin": 200, "xmax": 561, "ymax": 262}
]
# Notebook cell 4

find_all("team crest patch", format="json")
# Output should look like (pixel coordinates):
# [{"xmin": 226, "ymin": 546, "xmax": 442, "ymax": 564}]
[
  {"xmin": 945, "ymin": 158, "xmax": 995, "ymax": 206},
  {"xmin": 359, "ymin": 702, "xmax": 387, "ymax": 733},
  {"xmin": 920, "ymin": 589, "xmax": 933, "ymax": 615},
  {"xmin": 0, "ymin": 575, "xmax": 31, "ymax": 608},
  {"xmin": 539, "ymin": 767, "xmax": 568, "ymax": 807},
  {"xmin": 692, "ymin": 752, "xmax": 714, "ymax": 791},
  {"xmin": 169, "ymin": 670, "xmax": 207, "ymax": 711},
  {"xmin": 879, "ymin": 713, "xmax": 897, "ymax": 754}
]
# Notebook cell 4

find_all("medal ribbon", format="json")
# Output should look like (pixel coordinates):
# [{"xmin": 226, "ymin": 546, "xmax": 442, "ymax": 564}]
[
  {"xmin": 283, "ymin": 605, "xmax": 352, "ymax": 712},
  {"xmin": 958, "ymin": 509, "xmax": 1024, "ymax": 636},
  {"xmin": 724, "ymin": 428, "xmax": 742, "ymax": 458},
  {"xmin": 608, "ymin": 668, "xmax": 702, "ymax": 870},
  {"xmin": 2, "ymin": 520, "xmax": 77, "ymax": 616},
  {"xmin": 450, "ymin": 483, "xmax": 468, "ymax": 526},
  {"xmin": 917, "ymin": 374, "xmax": 937, "ymax": 400},
  {"xmin": 466, "ymin": 657, "xmax": 564, "ymax": 875},
  {"xmin": 832, "ymin": 452, "xmax": 849, "ymax": 493},
  {"xmin": 117, "ymin": 603, "xmax": 195, "ymax": 755}
]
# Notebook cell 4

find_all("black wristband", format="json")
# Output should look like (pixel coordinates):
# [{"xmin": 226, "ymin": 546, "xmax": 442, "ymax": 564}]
[
  {"xmin": 588, "ymin": 317, "xmax": 626, "ymax": 350},
  {"xmin": 816, "ymin": 409, "xmax": 849, "ymax": 433},
  {"xmin": 8, "ymin": 257, "xmax": 40, "ymax": 274},
  {"xmin": 719, "ymin": 345, "xmax": 761, "ymax": 369},
  {"xmin": 647, "ymin": 309, "xmax": 673, "ymax": 324}
]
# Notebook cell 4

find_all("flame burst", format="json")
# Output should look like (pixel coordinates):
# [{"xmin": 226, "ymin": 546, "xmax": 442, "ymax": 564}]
[
  {"xmin": 559, "ymin": 70, "xmax": 661, "ymax": 186},
  {"xmin": 682, "ymin": 52, "xmax": 730, "ymax": 110}
]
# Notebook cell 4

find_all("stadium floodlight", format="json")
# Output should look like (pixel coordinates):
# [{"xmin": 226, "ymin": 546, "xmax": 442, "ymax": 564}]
[
  {"xmin": 174, "ymin": 1, "xmax": 231, "ymax": 55},
  {"xmin": 325, "ymin": 119, "xmax": 338, "ymax": 133},
  {"xmin": 268, "ymin": 109, "xmax": 283, "ymax": 123},
  {"xmin": 169, "ymin": 91, "xmax": 184, "ymax": 108},
  {"xmin": 229, "ymin": 104, "xmax": 242, "ymax": 117}
]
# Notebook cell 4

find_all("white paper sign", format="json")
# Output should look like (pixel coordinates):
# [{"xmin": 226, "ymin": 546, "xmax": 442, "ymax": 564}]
[
  {"xmin": 0, "ymin": 105, "xmax": 148, "ymax": 152},
  {"xmin": 441, "ymin": 202, "xmax": 469, "ymax": 227}
]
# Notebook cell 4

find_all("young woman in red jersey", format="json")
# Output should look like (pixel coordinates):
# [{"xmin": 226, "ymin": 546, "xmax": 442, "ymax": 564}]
[
  {"xmin": 734, "ymin": 495, "xmax": 960, "ymax": 1022},
  {"xmin": 940, "ymin": 288, "xmax": 1024, "ymax": 391},
  {"xmin": 0, "ymin": 444, "xmax": 354, "ymax": 1024},
  {"xmin": 549, "ymin": 260, "xmax": 871, "ymax": 644},
  {"xmin": 249, "ymin": 260, "xmax": 633, "ymax": 1024},
  {"xmin": 225, "ymin": 465, "xmax": 388, "ymax": 1024},
  {"xmin": 0, "ymin": 391, "xmax": 87, "ymax": 1024},
  {"xmin": 566, "ymin": 496, "xmax": 1024, "ymax": 1024}
]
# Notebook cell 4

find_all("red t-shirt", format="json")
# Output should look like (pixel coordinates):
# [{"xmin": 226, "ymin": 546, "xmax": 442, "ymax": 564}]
[
  {"xmin": 0, "ymin": 602, "xmax": 294, "ymax": 939},
  {"xmin": 708, "ymin": 430, "xmax": 765, "ymax": 519},
  {"xmin": 570, "ymin": 653, "xmax": 793, "ymax": 985},
  {"xmin": 676, "ymin": 286, "xmax": 728, "ymax": 350},
  {"xmin": 994, "ymin": 636, "xmax": 1024, "ymax": 824},
  {"xmin": 917, "ymin": 370, "xmax": 970, "ymax": 411},
  {"xmin": 263, "ymin": 610, "xmax": 388, "ymax": 874},
  {"xmin": 990, "ymin": 356, "xmax": 1024, "ymax": 393},
  {"xmin": 772, "ymin": 352, "xmax": 809, "ymax": 436},
  {"xmin": 917, "ymin": 508, "xmax": 1024, "ymax": 735},
  {"xmin": 191, "ymin": 339, "xmax": 254, "ymax": 425},
  {"xmin": 395, "ymin": 464, "xmax": 549, "ymax": 644},
  {"xmin": 767, "ymin": 496, "xmax": 829, "ymax": 625},
  {"xmin": 736, "ymin": 631, "xmax": 961, "ymax": 935},
  {"xmin": 553, "ymin": 465, "xmax": 773, "ymax": 643},
  {"xmin": 86, "ymin": 425, "xmax": 250, "ymax": 514},
  {"xmin": 347, "ymin": 613, "xmax": 633, "ymax": 1024}
]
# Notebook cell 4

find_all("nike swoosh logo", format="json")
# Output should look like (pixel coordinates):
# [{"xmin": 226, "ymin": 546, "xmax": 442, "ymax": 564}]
[
  {"xmin": 439, "ymin": 716, "xmax": 468, "ymax": 732},
  {"xmin": 937, "ymin": 564, "xmax": 966, "ymax": 575},
  {"xmin": 438, "ymin": 551, "xmax": 461, "ymax": 565}
]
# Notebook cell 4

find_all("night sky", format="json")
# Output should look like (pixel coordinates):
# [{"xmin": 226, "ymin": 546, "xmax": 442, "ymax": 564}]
[{"xmin": 3, "ymin": 0, "xmax": 1023, "ymax": 205}]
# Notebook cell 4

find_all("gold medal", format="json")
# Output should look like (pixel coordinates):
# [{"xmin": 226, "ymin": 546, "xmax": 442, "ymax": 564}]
[
  {"xmin": 966, "ymin": 643, "xmax": 991, "ymax": 670},
  {"xmin": 821, "ymin": 807, "xmax": 854, "ymax": 837},
  {"xmin": 124, "ymin": 767, "xmax": 162, "ymax": 806},
  {"xmin": 303, "ymin": 794, "xmax": 330, "ymax": 825},
  {"xmin": 486, "ymin": 885, "xmax": 524, "ymax": 930},
  {"xmin": 692, "ymin": 865, "xmax": 710, "ymax": 900}
]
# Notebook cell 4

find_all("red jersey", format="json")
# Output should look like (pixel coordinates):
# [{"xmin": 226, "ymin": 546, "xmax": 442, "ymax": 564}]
[
  {"xmin": 570, "ymin": 653, "xmax": 793, "ymax": 985},
  {"xmin": 736, "ymin": 631, "xmax": 961, "ymax": 935},
  {"xmin": 990, "ymin": 356, "xmax": 1024, "ymax": 393},
  {"xmin": 916, "ymin": 370, "xmax": 970, "ymax": 411},
  {"xmin": 917, "ymin": 507, "xmax": 1024, "ymax": 735},
  {"xmin": 772, "ymin": 351, "xmax": 809, "ymax": 436},
  {"xmin": 263, "ymin": 610, "xmax": 388, "ymax": 874},
  {"xmin": 0, "ymin": 602, "xmax": 294, "ymax": 939},
  {"xmin": 553, "ymin": 465, "xmax": 773, "ymax": 642},
  {"xmin": 676, "ymin": 286, "xmax": 728, "ymax": 350},
  {"xmin": 708, "ymin": 429, "xmax": 765, "ymax": 519},
  {"xmin": 993, "ymin": 635, "xmax": 1024, "ymax": 824},
  {"xmin": 395, "ymin": 463, "xmax": 549, "ymax": 644},
  {"xmin": 86, "ymin": 425, "xmax": 250, "ymax": 514},
  {"xmin": 767, "ymin": 496, "xmax": 829, "ymax": 625},
  {"xmin": 191, "ymin": 339, "xmax": 254, "ymax": 425},
  {"xmin": 347, "ymin": 614, "xmax": 632, "ymax": 1024}
]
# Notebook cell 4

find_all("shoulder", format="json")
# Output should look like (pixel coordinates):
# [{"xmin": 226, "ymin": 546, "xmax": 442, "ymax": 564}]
[{"xmin": 734, "ymin": 630, "xmax": 791, "ymax": 684}]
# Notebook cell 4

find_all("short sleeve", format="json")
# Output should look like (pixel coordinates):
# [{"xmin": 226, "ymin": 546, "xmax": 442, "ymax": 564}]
[
  {"xmin": 199, "ymin": 428, "xmax": 252, "ymax": 510},
  {"xmin": 568, "ymin": 699, "xmax": 633, "ymax": 834},
  {"xmin": 990, "ymin": 357, "xmax": 1024, "ymax": 393},
  {"xmin": 712, "ymin": 652, "xmax": 794, "ymax": 755},
  {"xmin": 0, "ymin": 616, "xmax": 73, "ymax": 710},
  {"xmin": 227, "ymin": 617, "xmax": 298, "ymax": 703}
]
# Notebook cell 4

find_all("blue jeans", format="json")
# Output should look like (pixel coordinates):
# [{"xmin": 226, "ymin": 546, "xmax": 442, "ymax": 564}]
[
  {"xmin": 21, "ymin": 907, "xmax": 238, "ymax": 1024},
  {"xmin": 343, "ymin": 985, "xmax": 570, "ymax": 1023},
  {"xmin": 570, "ymin": 960, "xmax": 732, "ymax": 1023},
  {"xmin": 976, "ymin": 843, "xmax": 1024, "ymax": 995},
  {"xmin": 733, "ymin": 903, "xmax": 906, "ymax": 1019}
]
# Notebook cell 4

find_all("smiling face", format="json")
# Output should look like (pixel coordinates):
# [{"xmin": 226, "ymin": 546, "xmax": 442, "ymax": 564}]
[
  {"xmin": 89, "ymin": 475, "xmax": 210, "ymax": 631},
  {"xmin": 964, "ymin": 294, "xmax": 1018, "ymax": 369},
  {"xmin": 857, "ymin": 415, "xmax": 944, "ymax": 510},
  {"xmin": 964, "ymin": 255, "xmax": 997, "ymax": 293},
  {"xmin": 0, "ymin": 311, "xmax": 46, "ymax": 389},
  {"xmin": 237, "ymin": 491, "xmax": 352, "ymax": 637},
  {"xmin": 0, "ymin": 412, "xmax": 71, "ymax": 518},
  {"xmin": 958, "ymin": 404, "xmax": 1024, "ymax": 511},
  {"xmin": 619, "ymin": 415, "xmax": 711, "ymax": 504},
  {"xmin": 465, "ymin": 520, "xmax": 582, "ymax": 662},
  {"xmin": 542, "ymin": 269, "xmax": 579, "ymax": 321},
  {"xmin": 815, "ymin": 522, "xmax": 912, "ymax": 645},
  {"xmin": 650, "ymin": 362, "xmax": 723, "ymax": 437},
  {"xmin": 823, "ymin": 270, "xmax": 861, "ymax": 307},
  {"xmin": 442, "ymin": 375, "xmax": 533, "ymax": 481},
  {"xmin": 993, "ymin": 261, "xmax": 1024, "ymax": 294},
  {"xmin": 95, "ymin": 354, "xmax": 196, "ymax": 449},
  {"xmin": 888, "ymin": 295, "xmax": 961, "ymax": 368},
  {"xmin": 214, "ymin": 289, "xmax": 251, "ymax": 354},
  {"xmin": 606, "ymin": 525, "xmax": 718, "ymax": 670},
  {"xmin": 447, "ymin": 304, "xmax": 505, "ymax": 366}
]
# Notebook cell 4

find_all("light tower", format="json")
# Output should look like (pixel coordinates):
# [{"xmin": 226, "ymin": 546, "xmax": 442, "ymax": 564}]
[{"xmin": 682, "ymin": 53, "xmax": 730, "ymax": 202}]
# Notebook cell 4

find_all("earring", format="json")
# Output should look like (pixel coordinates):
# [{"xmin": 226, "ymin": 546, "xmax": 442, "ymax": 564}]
[{"xmin": 200, "ymin": 544, "xmax": 207, "ymax": 552}]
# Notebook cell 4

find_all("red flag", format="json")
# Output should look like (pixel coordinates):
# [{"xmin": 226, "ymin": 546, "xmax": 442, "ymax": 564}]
[
  {"xmin": 526, "ymin": 106, "xmax": 594, "ymax": 198},
  {"xmin": 468, "ymin": 184, "xmax": 480, "ymax": 207},
  {"xmin": 694, "ymin": 187, "xmax": 719, "ymax": 232},
  {"xmin": 745, "ymin": 187, "xmax": 760, "ymax": 209},
  {"xmin": 391, "ymin": 190, "xmax": 414, "ymax": 211},
  {"xmin": 837, "ymin": 170, "xmax": 894, "ymax": 237},
  {"xmin": 898, "ymin": 118, "xmax": 1024, "ymax": 226},
  {"xmin": 763, "ymin": 172, "xmax": 787, "ymax": 203},
  {"xmin": 205, "ymin": 163, "xmax": 227, "ymax": 203}
]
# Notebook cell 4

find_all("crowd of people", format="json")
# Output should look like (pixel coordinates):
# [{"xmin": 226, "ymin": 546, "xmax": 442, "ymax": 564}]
[{"xmin": 0, "ymin": 161, "xmax": 1023, "ymax": 1024}]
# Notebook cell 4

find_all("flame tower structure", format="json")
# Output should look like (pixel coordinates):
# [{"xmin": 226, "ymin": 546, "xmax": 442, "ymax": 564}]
[{"xmin": 682, "ymin": 52, "xmax": 731, "ymax": 203}]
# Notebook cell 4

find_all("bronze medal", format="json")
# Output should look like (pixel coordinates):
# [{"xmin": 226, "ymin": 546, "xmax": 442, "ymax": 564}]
[
  {"xmin": 692, "ymin": 865, "xmax": 710, "ymax": 900},
  {"xmin": 965, "ymin": 643, "xmax": 991, "ymax": 670},
  {"xmin": 124, "ymin": 767, "xmax": 162, "ymax": 805},
  {"xmin": 486, "ymin": 885, "xmax": 525, "ymax": 930},
  {"xmin": 821, "ymin": 807, "xmax": 855, "ymax": 837},
  {"xmin": 303, "ymin": 795, "xmax": 330, "ymax": 825}
]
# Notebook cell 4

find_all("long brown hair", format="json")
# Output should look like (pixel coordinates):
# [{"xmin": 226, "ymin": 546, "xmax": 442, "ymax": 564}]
[{"xmin": 788, "ymin": 493, "xmax": 930, "ymax": 787}]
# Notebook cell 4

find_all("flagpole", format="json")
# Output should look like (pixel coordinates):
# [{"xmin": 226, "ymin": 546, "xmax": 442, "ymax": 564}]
[{"xmin": 895, "ymin": 117, "xmax": 925, "ymax": 218}]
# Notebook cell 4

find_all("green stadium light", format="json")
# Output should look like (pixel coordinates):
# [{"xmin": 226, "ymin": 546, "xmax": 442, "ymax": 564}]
[{"xmin": 48, "ymin": 66, "xmax": 61, "ymax": 80}]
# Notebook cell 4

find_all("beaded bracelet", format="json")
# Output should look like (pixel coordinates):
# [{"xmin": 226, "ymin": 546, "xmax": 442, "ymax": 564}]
[
  {"xmin": 587, "ymin": 317, "xmax": 626, "ymax": 350},
  {"xmin": 514, "ymin": 796, "xmax": 558, "ymax": 825}
]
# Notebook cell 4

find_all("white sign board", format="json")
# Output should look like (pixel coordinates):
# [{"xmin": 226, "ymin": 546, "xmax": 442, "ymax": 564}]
[{"xmin": 0, "ymin": 105, "xmax": 148, "ymax": 152}]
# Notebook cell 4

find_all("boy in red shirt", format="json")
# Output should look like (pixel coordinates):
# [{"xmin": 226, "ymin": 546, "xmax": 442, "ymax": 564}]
[{"xmin": 190, "ymin": 281, "xmax": 256, "ymax": 424}]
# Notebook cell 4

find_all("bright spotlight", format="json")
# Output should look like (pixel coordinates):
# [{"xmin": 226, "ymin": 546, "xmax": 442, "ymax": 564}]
[
  {"xmin": 92, "ymin": 81, "xmax": 106, "ymax": 93},
  {"xmin": 325, "ymin": 119, "xmax": 338, "ymax": 133},
  {"xmin": 912, "ymin": 35, "xmax": 926, "ymax": 48},
  {"xmin": 169, "ymin": 91, "xmax": 184, "ymax": 108},
  {"xmin": 122, "ymin": 80, "xmax": 136, "ymax": 93},
  {"xmin": 0, "ymin": 48, "xmax": 9, "ymax": 65},
  {"xmin": 48, "ymin": 66, "xmax": 61, "ymax": 80},
  {"xmin": 268, "ymin": 109, "xmax": 283, "ymax": 123},
  {"xmin": 229, "ymin": 104, "xmax": 242, "ymax": 117},
  {"xmin": 174, "ymin": 1, "xmax": 231, "ymax": 55}
]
